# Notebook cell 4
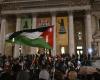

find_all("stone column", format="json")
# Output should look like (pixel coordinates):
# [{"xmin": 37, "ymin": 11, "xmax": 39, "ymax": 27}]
[
  {"xmin": 91, "ymin": 16, "xmax": 97, "ymax": 34},
  {"xmin": 98, "ymin": 42, "xmax": 100, "ymax": 57},
  {"xmin": 0, "ymin": 16, "xmax": 7, "ymax": 55},
  {"xmin": 30, "ymin": 15, "xmax": 37, "ymax": 55},
  {"xmin": 85, "ymin": 11, "xmax": 92, "ymax": 53},
  {"xmin": 51, "ymin": 13, "xmax": 56, "ymax": 56},
  {"xmin": 68, "ymin": 11, "xmax": 75, "ymax": 57},
  {"xmin": 13, "ymin": 16, "xmax": 21, "ymax": 58}
]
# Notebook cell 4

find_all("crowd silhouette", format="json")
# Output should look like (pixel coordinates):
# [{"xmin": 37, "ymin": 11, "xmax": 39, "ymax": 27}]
[{"xmin": 0, "ymin": 52, "xmax": 100, "ymax": 80}]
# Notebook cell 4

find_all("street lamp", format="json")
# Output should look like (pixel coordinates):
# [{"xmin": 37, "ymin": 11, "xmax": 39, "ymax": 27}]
[
  {"xmin": 87, "ymin": 48, "xmax": 93, "ymax": 66},
  {"xmin": 88, "ymin": 48, "xmax": 93, "ymax": 54}
]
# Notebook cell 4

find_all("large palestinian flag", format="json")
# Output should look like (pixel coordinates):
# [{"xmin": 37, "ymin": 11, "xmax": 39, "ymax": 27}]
[{"xmin": 6, "ymin": 26, "xmax": 53, "ymax": 49}]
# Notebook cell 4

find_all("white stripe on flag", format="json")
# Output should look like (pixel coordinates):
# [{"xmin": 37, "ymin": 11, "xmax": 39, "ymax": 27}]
[{"xmin": 21, "ymin": 32, "xmax": 43, "ymax": 39}]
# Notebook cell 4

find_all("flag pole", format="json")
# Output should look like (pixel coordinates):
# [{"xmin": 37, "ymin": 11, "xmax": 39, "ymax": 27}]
[
  {"xmin": 19, "ymin": 44, "xmax": 21, "ymax": 56},
  {"xmin": 12, "ymin": 38, "xmax": 15, "ymax": 57},
  {"xmin": 52, "ymin": 49, "xmax": 56, "ymax": 80}
]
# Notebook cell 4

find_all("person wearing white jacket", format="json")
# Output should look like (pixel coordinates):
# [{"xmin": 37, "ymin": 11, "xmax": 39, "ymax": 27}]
[{"xmin": 39, "ymin": 65, "xmax": 50, "ymax": 80}]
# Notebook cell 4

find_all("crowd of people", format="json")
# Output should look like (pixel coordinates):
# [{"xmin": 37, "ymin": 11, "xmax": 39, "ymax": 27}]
[{"xmin": 0, "ymin": 52, "xmax": 99, "ymax": 80}]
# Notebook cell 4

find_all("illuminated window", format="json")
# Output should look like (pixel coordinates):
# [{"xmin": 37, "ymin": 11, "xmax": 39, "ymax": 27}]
[
  {"xmin": 77, "ymin": 51, "xmax": 79, "ymax": 55},
  {"xmin": 61, "ymin": 47, "xmax": 65, "ymax": 54},
  {"xmin": 77, "ymin": 46, "xmax": 83, "ymax": 49},
  {"xmin": 77, "ymin": 32, "xmax": 82, "ymax": 40},
  {"xmin": 80, "ymin": 50, "xmax": 83, "ymax": 54}
]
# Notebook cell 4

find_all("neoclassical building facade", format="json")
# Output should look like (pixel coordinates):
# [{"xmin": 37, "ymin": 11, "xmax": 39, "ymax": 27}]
[{"xmin": 0, "ymin": 0, "xmax": 100, "ymax": 58}]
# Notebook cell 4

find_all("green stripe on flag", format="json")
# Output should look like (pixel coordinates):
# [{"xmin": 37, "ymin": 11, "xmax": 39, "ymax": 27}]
[{"xmin": 6, "ymin": 35, "xmax": 52, "ymax": 49}]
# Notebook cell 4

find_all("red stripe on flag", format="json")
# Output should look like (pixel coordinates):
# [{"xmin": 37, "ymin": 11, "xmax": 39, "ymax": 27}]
[{"xmin": 41, "ymin": 26, "xmax": 53, "ymax": 48}]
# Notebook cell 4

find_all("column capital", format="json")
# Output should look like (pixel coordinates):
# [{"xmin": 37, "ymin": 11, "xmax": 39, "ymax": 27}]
[
  {"xmin": 16, "ymin": 14, "xmax": 22, "ymax": 17},
  {"xmin": 32, "ymin": 13, "xmax": 37, "ymax": 17},
  {"xmin": 68, "ymin": 10, "xmax": 74, "ymax": 15},
  {"xmin": 0, "ymin": 14, "xmax": 7, "ymax": 19},
  {"xmin": 85, "ymin": 10, "xmax": 91, "ymax": 15},
  {"xmin": 51, "ymin": 12, "xmax": 56, "ymax": 16}
]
